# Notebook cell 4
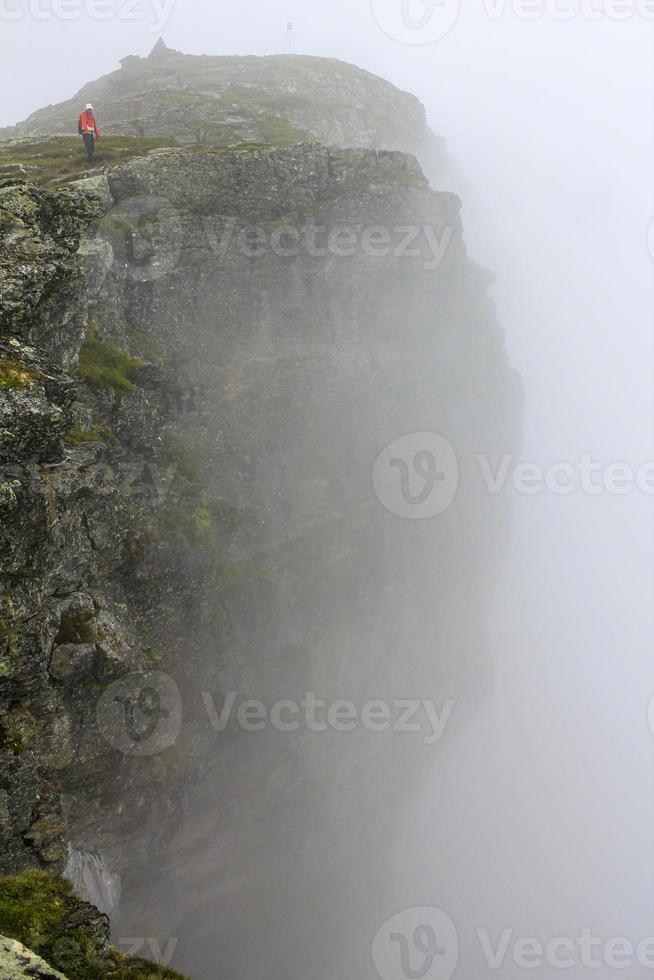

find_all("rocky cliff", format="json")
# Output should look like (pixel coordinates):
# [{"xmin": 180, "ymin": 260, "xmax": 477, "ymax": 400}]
[{"xmin": 1, "ymin": 49, "xmax": 521, "ymax": 980}]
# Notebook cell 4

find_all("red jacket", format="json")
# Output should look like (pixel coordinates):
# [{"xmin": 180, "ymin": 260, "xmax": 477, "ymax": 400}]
[{"xmin": 78, "ymin": 111, "xmax": 100, "ymax": 138}]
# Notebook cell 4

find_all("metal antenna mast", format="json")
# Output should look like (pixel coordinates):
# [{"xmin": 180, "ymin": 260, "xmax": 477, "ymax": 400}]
[{"xmin": 286, "ymin": 22, "xmax": 294, "ymax": 52}]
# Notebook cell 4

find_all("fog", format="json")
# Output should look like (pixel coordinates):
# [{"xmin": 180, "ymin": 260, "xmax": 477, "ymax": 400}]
[
  {"xmin": 400, "ymin": 16, "xmax": 654, "ymax": 977},
  {"xmin": 4, "ymin": 3, "xmax": 654, "ymax": 978},
  {"xmin": 407, "ymin": 20, "xmax": 654, "ymax": 980}
]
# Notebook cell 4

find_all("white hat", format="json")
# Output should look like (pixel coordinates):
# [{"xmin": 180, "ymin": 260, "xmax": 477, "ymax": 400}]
[{"xmin": 85, "ymin": 103, "xmax": 93, "ymax": 110}]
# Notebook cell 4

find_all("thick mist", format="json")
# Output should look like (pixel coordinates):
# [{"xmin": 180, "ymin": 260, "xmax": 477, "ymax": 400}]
[
  {"xmin": 3, "ymin": 4, "xmax": 653, "ymax": 979},
  {"xmin": 391, "ymin": 16, "xmax": 654, "ymax": 980}
]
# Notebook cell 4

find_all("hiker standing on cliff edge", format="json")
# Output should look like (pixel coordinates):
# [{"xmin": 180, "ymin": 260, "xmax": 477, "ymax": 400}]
[{"xmin": 78, "ymin": 103, "xmax": 100, "ymax": 162}]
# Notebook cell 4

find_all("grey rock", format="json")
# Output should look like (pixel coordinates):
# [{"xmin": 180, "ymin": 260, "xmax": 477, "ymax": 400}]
[
  {"xmin": 77, "ymin": 238, "xmax": 114, "ymax": 301},
  {"xmin": 69, "ymin": 175, "xmax": 114, "ymax": 213},
  {"xmin": 0, "ymin": 182, "xmax": 102, "ymax": 367},
  {"xmin": 0, "ymin": 935, "xmax": 68, "ymax": 979},
  {"xmin": 0, "ymin": 337, "xmax": 76, "ymax": 465}
]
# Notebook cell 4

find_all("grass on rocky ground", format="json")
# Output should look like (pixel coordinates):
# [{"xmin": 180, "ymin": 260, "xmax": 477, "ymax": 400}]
[
  {"xmin": 0, "ymin": 125, "xmax": 311, "ymax": 186},
  {"xmin": 0, "ymin": 136, "xmax": 179, "ymax": 184},
  {"xmin": 0, "ymin": 870, "xmax": 188, "ymax": 979},
  {"xmin": 64, "ymin": 427, "xmax": 107, "ymax": 446},
  {"xmin": 78, "ymin": 328, "xmax": 144, "ymax": 393}
]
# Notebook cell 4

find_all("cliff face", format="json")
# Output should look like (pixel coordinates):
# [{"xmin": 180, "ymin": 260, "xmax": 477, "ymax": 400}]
[
  {"xmin": 0, "ymin": 182, "xmax": 196, "ymax": 877},
  {"xmin": 1, "ymin": 51, "xmax": 521, "ymax": 980}
]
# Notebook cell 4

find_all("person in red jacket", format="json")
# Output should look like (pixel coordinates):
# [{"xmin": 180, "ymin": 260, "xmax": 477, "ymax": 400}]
[{"xmin": 78, "ymin": 103, "xmax": 101, "ymax": 162}]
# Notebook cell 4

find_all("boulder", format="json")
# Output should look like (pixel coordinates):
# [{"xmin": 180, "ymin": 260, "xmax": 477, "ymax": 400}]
[{"xmin": 0, "ymin": 935, "xmax": 68, "ymax": 979}]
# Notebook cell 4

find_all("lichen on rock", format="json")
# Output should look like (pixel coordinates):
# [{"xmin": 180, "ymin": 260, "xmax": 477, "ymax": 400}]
[{"xmin": 0, "ymin": 934, "xmax": 68, "ymax": 979}]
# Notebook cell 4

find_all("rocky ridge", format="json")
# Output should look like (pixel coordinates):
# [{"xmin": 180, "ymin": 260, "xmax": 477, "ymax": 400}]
[{"xmin": 0, "ymin": 39, "xmax": 452, "ymax": 182}]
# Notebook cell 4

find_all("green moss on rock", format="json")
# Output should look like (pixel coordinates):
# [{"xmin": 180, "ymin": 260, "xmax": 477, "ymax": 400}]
[
  {"xmin": 54, "ymin": 609, "xmax": 96, "ymax": 645},
  {"xmin": 159, "ymin": 433, "xmax": 207, "ymax": 485},
  {"xmin": 127, "ymin": 331, "xmax": 168, "ymax": 366},
  {"xmin": 64, "ymin": 427, "xmax": 105, "ymax": 446},
  {"xmin": 0, "ymin": 359, "xmax": 39, "ymax": 390},
  {"xmin": 0, "ymin": 871, "xmax": 188, "ymax": 979},
  {"xmin": 78, "ymin": 330, "xmax": 143, "ymax": 393},
  {"xmin": 257, "ymin": 113, "xmax": 309, "ymax": 146}
]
